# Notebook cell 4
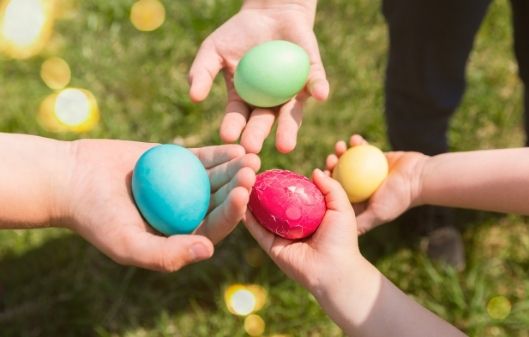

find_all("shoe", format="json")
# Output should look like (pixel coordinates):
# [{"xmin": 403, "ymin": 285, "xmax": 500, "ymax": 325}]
[
  {"xmin": 426, "ymin": 225, "xmax": 466, "ymax": 271},
  {"xmin": 401, "ymin": 206, "xmax": 466, "ymax": 271}
]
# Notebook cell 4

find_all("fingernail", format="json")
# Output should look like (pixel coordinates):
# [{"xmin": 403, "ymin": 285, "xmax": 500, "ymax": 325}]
[{"xmin": 190, "ymin": 243, "xmax": 211, "ymax": 261}]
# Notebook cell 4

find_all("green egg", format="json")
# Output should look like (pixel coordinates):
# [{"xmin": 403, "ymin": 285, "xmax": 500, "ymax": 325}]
[{"xmin": 234, "ymin": 40, "xmax": 310, "ymax": 108}]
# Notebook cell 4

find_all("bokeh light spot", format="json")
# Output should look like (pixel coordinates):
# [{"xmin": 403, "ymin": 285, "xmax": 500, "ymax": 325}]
[
  {"xmin": 244, "ymin": 314, "xmax": 265, "ymax": 336},
  {"xmin": 39, "ymin": 88, "xmax": 99, "ymax": 133},
  {"xmin": 130, "ymin": 0, "xmax": 165, "ymax": 32},
  {"xmin": 0, "ymin": 0, "xmax": 54, "ymax": 58},
  {"xmin": 41, "ymin": 56, "xmax": 71, "ymax": 90},
  {"xmin": 487, "ymin": 295, "xmax": 512, "ymax": 320},
  {"xmin": 224, "ymin": 284, "xmax": 268, "ymax": 317},
  {"xmin": 225, "ymin": 285, "xmax": 256, "ymax": 316}
]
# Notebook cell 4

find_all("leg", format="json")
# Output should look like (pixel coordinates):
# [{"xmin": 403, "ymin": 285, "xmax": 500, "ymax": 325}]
[
  {"xmin": 382, "ymin": 0, "xmax": 491, "ymax": 271},
  {"xmin": 383, "ymin": 0, "xmax": 491, "ymax": 155},
  {"xmin": 510, "ymin": 0, "xmax": 529, "ymax": 146}
]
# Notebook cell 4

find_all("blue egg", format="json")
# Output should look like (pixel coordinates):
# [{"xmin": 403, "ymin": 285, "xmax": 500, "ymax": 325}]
[{"xmin": 132, "ymin": 144, "xmax": 210, "ymax": 235}]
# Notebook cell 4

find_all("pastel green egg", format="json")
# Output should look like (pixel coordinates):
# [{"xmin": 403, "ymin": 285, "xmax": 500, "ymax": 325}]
[{"xmin": 234, "ymin": 40, "xmax": 310, "ymax": 108}]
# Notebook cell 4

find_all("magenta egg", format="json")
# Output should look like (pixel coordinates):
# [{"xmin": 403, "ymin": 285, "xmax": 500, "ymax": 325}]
[{"xmin": 248, "ymin": 169, "xmax": 326, "ymax": 240}]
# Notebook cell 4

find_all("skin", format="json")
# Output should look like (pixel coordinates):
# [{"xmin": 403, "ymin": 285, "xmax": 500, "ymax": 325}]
[
  {"xmin": 326, "ymin": 134, "xmax": 529, "ymax": 233},
  {"xmin": 189, "ymin": 0, "xmax": 328, "ymax": 154},
  {"xmin": 245, "ymin": 134, "xmax": 529, "ymax": 336},
  {"xmin": 245, "ymin": 169, "xmax": 466, "ymax": 337},
  {"xmin": 0, "ymin": 133, "xmax": 260, "ymax": 272}
]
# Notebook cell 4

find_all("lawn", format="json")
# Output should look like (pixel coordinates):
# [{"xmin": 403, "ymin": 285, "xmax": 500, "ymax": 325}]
[{"xmin": 1, "ymin": 0, "xmax": 529, "ymax": 336}]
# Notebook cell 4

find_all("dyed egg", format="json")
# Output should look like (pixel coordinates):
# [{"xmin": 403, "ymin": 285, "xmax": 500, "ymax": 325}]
[
  {"xmin": 234, "ymin": 40, "xmax": 310, "ymax": 108},
  {"xmin": 132, "ymin": 144, "xmax": 210, "ymax": 235},
  {"xmin": 248, "ymin": 169, "xmax": 326, "ymax": 240},
  {"xmin": 332, "ymin": 145, "xmax": 388, "ymax": 203}
]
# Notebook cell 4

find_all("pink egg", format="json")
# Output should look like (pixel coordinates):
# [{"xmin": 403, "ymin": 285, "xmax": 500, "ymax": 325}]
[{"xmin": 248, "ymin": 169, "xmax": 326, "ymax": 240}]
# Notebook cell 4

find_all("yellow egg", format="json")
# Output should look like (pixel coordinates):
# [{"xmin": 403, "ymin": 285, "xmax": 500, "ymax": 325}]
[{"xmin": 332, "ymin": 144, "xmax": 388, "ymax": 203}]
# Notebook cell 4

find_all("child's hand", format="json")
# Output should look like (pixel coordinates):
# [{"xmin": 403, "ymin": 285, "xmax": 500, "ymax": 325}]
[
  {"xmin": 189, "ymin": 1, "xmax": 328, "ymax": 154},
  {"xmin": 244, "ymin": 169, "xmax": 362, "ymax": 293},
  {"xmin": 325, "ymin": 135, "xmax": 428, "ymax": 234},
  {"xmin": 63, "ymin": 140, "xmax": 260, "ymax": 272}
]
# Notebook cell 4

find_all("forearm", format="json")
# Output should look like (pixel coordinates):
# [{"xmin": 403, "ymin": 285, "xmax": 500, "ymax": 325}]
[
  {"xmin": 315, "ymin": 258, "xmax": 465, "ymax": 337},
  {"xmin": 0, "ymin": 133, "xmax": 72, "ymax": 229},
  {"xmin": 417, "ymin": 148, "xmax": 529, "ymax": 214}
]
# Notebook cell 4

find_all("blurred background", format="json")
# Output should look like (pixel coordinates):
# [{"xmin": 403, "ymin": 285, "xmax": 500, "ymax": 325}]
[{"xmin": 1, "ymin": 0, "xmax": 528, "ymax": 336}]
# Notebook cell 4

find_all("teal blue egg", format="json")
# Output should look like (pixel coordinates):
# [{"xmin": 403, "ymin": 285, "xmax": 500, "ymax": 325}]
[
  {"xmin": 132, "ymin": 144, "xmax": 210, "ymax": 235},
  {"xmin": 234, "ymin": 40, "xmax": 310, "ymax": 107}
]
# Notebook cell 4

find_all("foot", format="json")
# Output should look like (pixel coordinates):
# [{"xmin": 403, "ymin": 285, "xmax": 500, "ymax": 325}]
[{"xmin": 401, "ymin": 206, "xmax": 466, "ymax": 271}]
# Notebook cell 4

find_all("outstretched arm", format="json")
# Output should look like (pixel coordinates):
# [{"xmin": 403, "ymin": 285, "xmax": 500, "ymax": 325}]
[
  {"xmin": 245, "ymin": 169, "xmax": 466, "ymax": 336},
  {"xmin": 0, "ymin": 132, "xmax": 260, "ymax": 272},
  {"xmin": 417, "ymin": 148, "xmax": 529, "ymax": 214},
  {"xmin": 325, "ymin": 135, "xmax": 529, "ymax": 233}
]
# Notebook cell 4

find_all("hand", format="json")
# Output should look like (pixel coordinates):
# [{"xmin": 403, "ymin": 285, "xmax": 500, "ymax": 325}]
[
  {"xmin": 325, "ymin": 135, "xmax": 428, "ymax": 234},
  {"xmin": 245, "ymin": 167, "xmax": 466, "ymax": 337},
  {"xmin": 244, "ymin": 169, "xmax": 362, "ymax": 292},
  {"xmin": 189, "ymin": 0, "xmax": 329, "ymax": 154},
  {"xmin": 62, "ymin": 140, "xmax": 260, "ymax": 272}
]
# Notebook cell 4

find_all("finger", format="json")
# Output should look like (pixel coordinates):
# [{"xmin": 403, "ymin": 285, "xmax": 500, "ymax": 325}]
[
  {"xmin": 296, "ymin": 33, "xmax": 329, "ymax": 101},
  {"xmin": 196, "ymin": 186, "xmax": 249, "ymax": 244},
  {"xmin": 349, "ymin": 134, "xmax": 368, "ymax": 147},
  {"xmin": 209, "ymin": 167, "xmax": 256, "ymax": 210},
  {"xmin": 220, "ymin": 72, "xmax": 251, "ymax": 143},
  {"xmin": 191, "ymin": 144, "xmax": 245, "ymax": 169},
  {"xmin": 312, "ymin": 168, "xmax": 353, "ymax": 213},
  {"xmin": 275, "ymin": 96, "xmax": 305, "ymax": 153},
  {"xmin": 326, "ymin": 154, "xmax": 339, "ymax": 172},
  {"xmin": 243, "ymin": 210, "xmax": 277, "ymax": 255},
  {"xmin": 189, "ymin": 41, "xmax": 223, "ymax": 102},
  {"xmin": 335, "ymin": 140, "xmax": 347, "ymax": 156},
  {"xmin": 355, "ymin": 210, "xmax": 378, "ymax": 236},
  {"xmin": 208, "ymin": 154, "xmax": 260, "ymax": 192},
  {"xmin": 240, "ymin": 108, "xmax": 276, "ymax": 154},
  {"xmin": 114, "ymin": 231, "xmax": 214, "ymax": 272}
]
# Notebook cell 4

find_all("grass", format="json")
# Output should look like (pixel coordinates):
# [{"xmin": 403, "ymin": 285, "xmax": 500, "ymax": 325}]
[{"xmin": 1, "ymin": 0, "xmax": 529, "ymax": 336}]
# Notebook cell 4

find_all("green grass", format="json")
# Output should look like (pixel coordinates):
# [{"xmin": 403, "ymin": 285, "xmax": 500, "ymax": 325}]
[{"xmin": 1, "ymin": 0, "xmax": 529, "ymax": 336}]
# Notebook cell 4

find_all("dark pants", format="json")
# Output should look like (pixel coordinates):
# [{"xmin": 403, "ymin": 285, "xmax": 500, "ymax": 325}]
[
  {"xmin": 382, "ymin": 0, "xmax": 529, "ymax": 234},
  {"xmin": 383, "ymin": 0, "xmax": 529, "ymax": 154}
]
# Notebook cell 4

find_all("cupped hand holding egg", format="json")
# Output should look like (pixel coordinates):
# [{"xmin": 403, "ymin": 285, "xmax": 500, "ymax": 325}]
[
  {"xmin": 332, "ymin": 144, "xmax": 389, "ymax": 203},
  {"xmin": 234, "ymin": 40, "xmax": 310, "ymax": 108},
  {"xmin": 248, "ymin": 169, "xmax": 326, "ymax": 240},
  {"xmin": 132, "ymin": 144, "xmax": 211, "ymax": 236}
]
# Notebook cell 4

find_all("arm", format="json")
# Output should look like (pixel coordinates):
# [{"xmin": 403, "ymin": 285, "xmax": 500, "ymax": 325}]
[
  {"xmin": 326, "ymin": 135, "xmax": 529, "ymax": 233},
  {"xmin": 0, "ymin": 133, "xmax": 71, "ymax": 229},
  {"xmin": 0, "ymin": 132, "xmax": 260, "ymax": 271},
  {"xmin": 316, "ymin": 257, "xmax": 465, "ymax": 337},
  {"xmin": 189, "ymin": 0, "xmax": 328, "ymax": 153},
  {"xmin": 244, "ymin": 170, "xmax": 466, "ymax": 336},
  {"xmin": 417, "ymin": 148, "xmax": 529, "ymax": 214}
]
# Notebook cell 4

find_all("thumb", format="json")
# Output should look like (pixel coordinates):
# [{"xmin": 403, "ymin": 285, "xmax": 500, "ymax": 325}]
[
  {"xmin": 188, "ymin": 41, "xmax": 223, "ymax": 103},
  {"xmin": 312, "ymin": 168, "xmax": 354, "ymax": 214},
  {"xmin": 311, "ymin": 169, "xmax": 358, "ymax": 247},
  {"xmin": 116, "ymin": 231, "xmax": 214, "ymax": 272}
]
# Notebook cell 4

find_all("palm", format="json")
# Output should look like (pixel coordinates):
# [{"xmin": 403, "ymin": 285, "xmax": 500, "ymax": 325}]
[
  {"xmin": 190, "ymin": 7, "xmax": 328, "ymax": 153},
  {"xmin": 325, "ymin": 136, "xmax": 427, "ymax": 234},
  {"xmin": 355, "ymin": 151, "xmax": 426, "ymax": 233},
  {"xmin": 65, "ymin": 139, "xmax": 259, "ymax": 271},
  {"xmin": 244, "ymin": 171, "xmax": 358, "ymax": 290}
]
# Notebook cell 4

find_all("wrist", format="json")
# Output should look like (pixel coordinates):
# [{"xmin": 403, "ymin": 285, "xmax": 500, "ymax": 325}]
[
  {"xmin": 242, "ymin": 0, "xmax": 317, "ymax": 21},
  {"xmin": 410, "ymin": 153, "xmax": 431, "ymax": 208},
  {"xmin": 313, "ymin": 256, "xmax": 383, "ymax": 331},
  {"xmin": 46, "ymin": 139, "xmax": 77, "ymax": 228}
]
